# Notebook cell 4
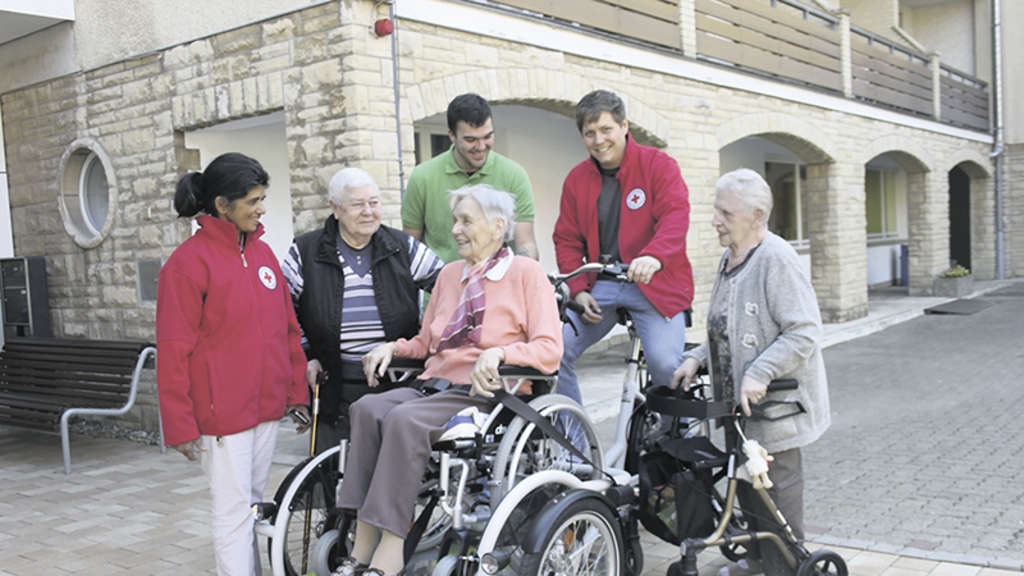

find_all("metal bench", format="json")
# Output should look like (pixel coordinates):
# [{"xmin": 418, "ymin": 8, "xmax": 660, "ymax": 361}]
[{"xmin": 0, "ymin": 337, "xmax": 159, "ymax": 474}]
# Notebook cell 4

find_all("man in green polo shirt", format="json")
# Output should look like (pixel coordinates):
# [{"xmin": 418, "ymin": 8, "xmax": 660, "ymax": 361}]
[{"xmin": 402, "ymin": 93, "xmax": 539, "ymax": 262}]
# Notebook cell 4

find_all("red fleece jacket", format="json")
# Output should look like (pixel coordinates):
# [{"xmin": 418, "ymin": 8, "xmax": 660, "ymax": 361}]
[
  {"xmin": 553, "ymin": 137, "xmax": 694, "ymax": 316},
  {"xmin": 156, "ymin": 215, "xmax": 308, "ymax": 446}
]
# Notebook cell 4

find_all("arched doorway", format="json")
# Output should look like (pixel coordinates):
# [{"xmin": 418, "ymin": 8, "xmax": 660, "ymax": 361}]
[{"xmin": 948, "ymin": 165, "xmax": 971, "ymax": 271}]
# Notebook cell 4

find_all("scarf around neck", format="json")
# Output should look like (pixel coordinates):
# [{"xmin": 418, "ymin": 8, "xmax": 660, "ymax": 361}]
[{"xmin": 437, "ymin": 246, "xmax": 511, "ymax": 352}]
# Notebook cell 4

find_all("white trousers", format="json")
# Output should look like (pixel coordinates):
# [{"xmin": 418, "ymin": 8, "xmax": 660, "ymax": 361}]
[{"xmin": 201, "ymin": 420, "xmax": 279, "ymax": 576}]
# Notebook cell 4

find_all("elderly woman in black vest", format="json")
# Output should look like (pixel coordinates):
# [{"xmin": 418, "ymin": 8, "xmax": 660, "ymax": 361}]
[{"xmin": 281, "ymin": 167, "xmax": 443, "ymax": 452}]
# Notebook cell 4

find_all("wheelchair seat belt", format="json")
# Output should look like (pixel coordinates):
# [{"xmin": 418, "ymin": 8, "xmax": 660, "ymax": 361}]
[{"xmin": 493, "ymin": 390, "xmax": 617, "ymax": 484}]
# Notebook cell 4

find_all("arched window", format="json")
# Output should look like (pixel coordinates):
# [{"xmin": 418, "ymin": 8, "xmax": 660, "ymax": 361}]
[
  {"xmin": 79, "ymin": 152, "xmax": 110, "ymax": 235},
  {"xmin": 59, "ymin": 139, "xmax": 117, "ymax": 248}
]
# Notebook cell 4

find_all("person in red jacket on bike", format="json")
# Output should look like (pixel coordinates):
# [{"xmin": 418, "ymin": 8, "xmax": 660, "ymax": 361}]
[{"xmin": 553, "ymin": 90, "xmax": 694, "ymax": 411}]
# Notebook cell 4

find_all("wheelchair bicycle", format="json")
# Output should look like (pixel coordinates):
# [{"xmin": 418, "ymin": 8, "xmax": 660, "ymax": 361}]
[
  {"xmin": 253, "ymin": 360, "xmax": 607, "ymax": 576},
  {"xmin": 474, "ymin": 262, "xmax": 848, "ymax": 575},
  {"xmin": 253, "ymin": 260, "xmax": 611, "ymax": 576},
  {"xmin": 255, "ymin": 261, "xmax": 848, "ymax": 576}
]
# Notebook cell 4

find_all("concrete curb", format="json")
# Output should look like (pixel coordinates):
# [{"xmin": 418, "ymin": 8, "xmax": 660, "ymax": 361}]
[{"xmin": 810, "ymin": 533, "xmax": 1024, "ymax": 572}]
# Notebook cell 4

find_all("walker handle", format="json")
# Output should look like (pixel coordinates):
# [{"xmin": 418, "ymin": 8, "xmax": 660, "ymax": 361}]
[{"xmin": 767, "ymin": 379, "xmax": 798, "ymax": 391}]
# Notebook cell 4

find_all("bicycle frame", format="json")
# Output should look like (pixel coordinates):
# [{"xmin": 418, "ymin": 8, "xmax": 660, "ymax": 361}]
[
  {"xmin": 603, "ymin": 319, "xmax": 645, "ymax": 470},
  {"xmin": 550, "ymin": 260, "xmax": 645, "ymax": 471}
]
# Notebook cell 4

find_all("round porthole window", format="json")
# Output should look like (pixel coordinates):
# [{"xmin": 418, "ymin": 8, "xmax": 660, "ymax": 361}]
[{"xmin": 58, "ymin": 139, "xmax": 117, "ymax": 248}]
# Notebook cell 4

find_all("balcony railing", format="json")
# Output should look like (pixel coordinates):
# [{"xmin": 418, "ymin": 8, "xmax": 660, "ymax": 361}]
[
  {"xmin": 476, "ymin": 0, "xmax": 990, "ymax": 132},
  {"xmin": 849, "ymin": 26, "xmax": 934, "ymax": 117},
  {"xmin": 489, "ymin": 0, "xmax": 683, "ymax": 49},
  {"xmin": 940, "ymin": 65, "xmax": 990, "ymax": 132},
  {"xmin": 695, "ymin": 0, "xmax": 842, "ymax": 93}
]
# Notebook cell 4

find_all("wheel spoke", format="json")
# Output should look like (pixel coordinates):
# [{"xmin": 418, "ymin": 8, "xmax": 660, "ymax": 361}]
[{"xmin": 540, "ymin": 517, "xmax": 614, "ymax": 575}]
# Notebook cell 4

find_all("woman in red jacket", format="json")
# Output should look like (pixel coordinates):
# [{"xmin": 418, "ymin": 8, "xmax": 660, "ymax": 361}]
[{"xmin": 156, "ymin": 152, "xmax": 309, "ymax": 576}]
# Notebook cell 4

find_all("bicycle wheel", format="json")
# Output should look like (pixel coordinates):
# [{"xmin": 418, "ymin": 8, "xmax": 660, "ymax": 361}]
[
  {"xmin": 483, "ymin": 482, "xmax": 569, "ymax": 575},
  {"xmin": 269, "ymin": 449, "xmax": 341, "ymax": 576},
  {"xmin": 519, "ymin": 497, "xmax": 623, "ymax": 576},
  {"xmin": 490, "ymin": 395, "xmax": 603, "ymax": 504}
]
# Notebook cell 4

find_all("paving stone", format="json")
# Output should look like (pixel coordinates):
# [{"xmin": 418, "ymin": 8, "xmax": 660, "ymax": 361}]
[
  {"xmin": 929, "ymin": 563, "xmax": 983, "ymax": 576},
  {"xmin": 803, "ymin": 284, "xmax": 1024, "ymax": 569}
]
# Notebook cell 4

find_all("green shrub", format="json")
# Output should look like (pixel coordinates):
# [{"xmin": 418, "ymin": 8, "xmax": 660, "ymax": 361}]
[{"xmin": 940, "ymin": 264, "xmax": 971, "ymax": 278}]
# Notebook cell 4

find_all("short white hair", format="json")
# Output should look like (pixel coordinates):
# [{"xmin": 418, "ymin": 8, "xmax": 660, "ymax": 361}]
[
  {"xmin": 716, "ymin": 168, "xmax": 773, "ymax": 227},
  {"xmin": 328, "ymin": 167, "xmax": 379, "ymax": 205},
  {"xmin": 449, "ymin": 184, "xmax": 516, "ymax": 243}
]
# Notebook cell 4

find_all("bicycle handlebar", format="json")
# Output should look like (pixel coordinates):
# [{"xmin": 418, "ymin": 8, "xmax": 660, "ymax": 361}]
[
  {"xmin": 548, "ymin": 261, "xmax": 632, "ymax": 320},
  {"xmin": 547, "ymin": 261, "xmax": 630, "ymax": 287}
]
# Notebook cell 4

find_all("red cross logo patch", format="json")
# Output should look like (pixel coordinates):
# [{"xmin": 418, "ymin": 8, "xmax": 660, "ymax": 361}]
[
  {"xmin": 626, "ymin": 188, "xmax": 646, "ymax": 210},
  {"xmin": 258, "ymin": 266, "xmax": 277, "ymax": 290}
]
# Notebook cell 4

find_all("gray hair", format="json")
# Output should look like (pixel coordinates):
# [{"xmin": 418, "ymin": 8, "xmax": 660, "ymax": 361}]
[
  {"xmin": 327, "ymin": 167, "xmax": 379, "ymax": 205},
  {"xmin": 716, "ymin": 168, "xmax": 773, "ymax": 227},
  {"xmin": 449, "ymin": 184, "xmax": 516, "ymax": 243}
]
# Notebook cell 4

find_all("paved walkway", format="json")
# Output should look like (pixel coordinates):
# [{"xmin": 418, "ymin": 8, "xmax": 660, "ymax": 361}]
[
  {"xmin": 593, "ymin": 280, "xmax": 1024, "ymax": 575},
  {"xmin": 1, "ymin": 280, "xmax": 1022, "ymax": 575}
]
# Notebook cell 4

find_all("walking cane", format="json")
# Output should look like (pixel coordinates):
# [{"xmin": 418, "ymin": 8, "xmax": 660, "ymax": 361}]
[
  {"xmin": 308, "ymin": 370, "xmax": 324, "ymax": 456},
  {"xmin": 300, "ymin": 370, "xmax": 326, "ymax": 574}
]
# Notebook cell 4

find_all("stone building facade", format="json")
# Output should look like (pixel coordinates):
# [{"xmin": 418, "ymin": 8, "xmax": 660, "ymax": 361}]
[{"xmin": 0, "ymin": 0, "xmax": 1008, "ymax": 432}]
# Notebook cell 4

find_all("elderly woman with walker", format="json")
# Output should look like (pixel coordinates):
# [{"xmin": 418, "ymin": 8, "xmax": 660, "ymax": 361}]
[{"xmin": 673, "ymin": 168, "xmax": 832, "ymax": 576}]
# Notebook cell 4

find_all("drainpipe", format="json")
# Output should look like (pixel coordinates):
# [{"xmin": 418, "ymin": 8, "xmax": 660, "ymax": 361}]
[
  {"xmin": 0, "ymin": 104, "xmax": 12, "ymax": 349},
  {"xmin": 990, "ymin": 0, "xmax": 1005, "ymax": 279},
  {"xmin": 0, "ymin": 104, "xmax": 11, "ymax": 259},
  {"xmin": 387, "ymin": 0, "xmax": 405, "ymax": 197}
]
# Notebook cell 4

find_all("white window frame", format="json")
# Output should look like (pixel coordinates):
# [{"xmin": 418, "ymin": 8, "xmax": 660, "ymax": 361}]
[
  {"xmin": 865, "ymin": 168, "xmax": 905, "ymax": 242},
  {"xmin": 77, "ymin": 152, "xmax": 108, "ymax": 236},
  {"xmin": 765, "ymin": 161, "xmax": 809, "ymax": 251},
  {"xmin": 58, "ymin": 138, "xmax": 117, "ymax": 249}
]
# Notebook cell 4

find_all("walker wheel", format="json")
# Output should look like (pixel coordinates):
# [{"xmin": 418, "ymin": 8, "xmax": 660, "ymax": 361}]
[{"xmin": 796, "ymin": 549, "xmax": 848, "ymax": 576}]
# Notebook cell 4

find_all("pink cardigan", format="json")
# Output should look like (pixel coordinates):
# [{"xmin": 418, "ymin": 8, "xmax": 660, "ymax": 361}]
[{"xmin": 395, "ymin": 255, "xmax": 563, "ymax": 385}]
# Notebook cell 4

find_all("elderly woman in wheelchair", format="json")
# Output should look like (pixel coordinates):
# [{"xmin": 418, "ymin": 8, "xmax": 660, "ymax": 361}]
[{"xmin": 332, "ymin": 184, "xmax": 564, "ymax": 576}]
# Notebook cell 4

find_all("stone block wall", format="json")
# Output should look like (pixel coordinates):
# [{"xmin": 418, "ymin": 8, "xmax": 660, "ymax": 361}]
[{"xmin": 0, "ymin": 0, "xmax": 1002, "ymax": 433}]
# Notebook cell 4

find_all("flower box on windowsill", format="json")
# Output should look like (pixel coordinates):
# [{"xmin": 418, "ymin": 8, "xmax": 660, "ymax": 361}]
[{"xmin": 933, "ymin": 274, "xmax": 974, "ymax": 298}]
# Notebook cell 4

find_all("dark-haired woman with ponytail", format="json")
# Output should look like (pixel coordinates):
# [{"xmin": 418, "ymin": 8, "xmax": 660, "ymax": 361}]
[{"xmin": 156, "ymin": 152, "xmax": 309, "ymax": 575}]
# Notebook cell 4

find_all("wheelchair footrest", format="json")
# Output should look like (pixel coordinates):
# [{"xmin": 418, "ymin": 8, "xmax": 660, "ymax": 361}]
[{"xmin": 431, "ymin": 437, "xmax": 480, "ymax": 454}]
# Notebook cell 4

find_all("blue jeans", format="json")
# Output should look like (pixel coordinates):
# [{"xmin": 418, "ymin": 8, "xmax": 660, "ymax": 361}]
[{"xmin": 557, "ymin": 280, "xmax": 688, "ymax": 406}]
